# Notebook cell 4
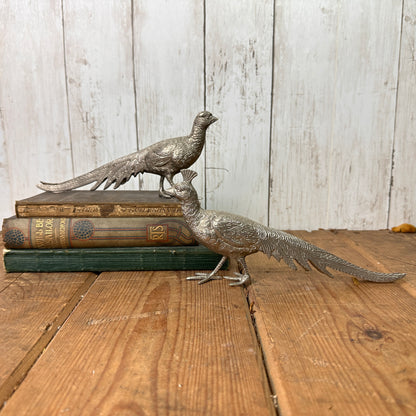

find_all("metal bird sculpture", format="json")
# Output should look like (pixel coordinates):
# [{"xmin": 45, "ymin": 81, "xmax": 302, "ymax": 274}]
[
  {"xmin": 166, "ymin": 170, "xmax": 406, "ymax": 286},
  {"xmin": 38, "ymin": 111, "xmax": 218, "ymax": 198}
]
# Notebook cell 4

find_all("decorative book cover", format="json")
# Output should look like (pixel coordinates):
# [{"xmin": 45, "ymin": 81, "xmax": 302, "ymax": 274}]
[
  {"xmin": 15, "ymin": 190, "xmax": 183, "ymax": 218},
  {"xmin": 2, "ymin": 216, "xmax": 196, "ymax": 249}
]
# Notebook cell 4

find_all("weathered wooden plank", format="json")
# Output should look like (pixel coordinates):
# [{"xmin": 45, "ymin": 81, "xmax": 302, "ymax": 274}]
[
  {"xmin": 0, "ymin": 2, "xmax": 72, "ymax": 204},
  {"xmin": 389, "ymin": 1, "xmax": 416, "ymax": 228},
  {"xmin": 0, "ymin": 119, "xmax": 13, "ymax": 220},
  {"xmin": 205, "ymin": 0, "xmax": 273, "ymax": 223},
  {"xmin": 0, "ymin": 269, "xmax": 96, "ymax": 406},
  {"xmin": 326, "ymin": 2, "xmax": 402, "ymax": 229},
  {"xmin": 270, "ymin": 1, "xmax": 402, "ymax": 229},
  {"xmin": 133, "ymin": 0, "xmax": 205, "ymax": 197},
  {"xmin": 336, "ymin": 230, "xmax": 416, "ymax": 294},
  {"xmin": 247, "ymin": 230, "xmax": 416, "ymax": 415},
  {"xmin": 62, "ymin": 0, "xmax": 138, "ymax": 190},
  {"xmin": 270, "ymin": 1, "xmax": 338, "ymax": 230},
  {"xmin": 1, "ymin": 271, "xmax": 274, "ymax": 415}
]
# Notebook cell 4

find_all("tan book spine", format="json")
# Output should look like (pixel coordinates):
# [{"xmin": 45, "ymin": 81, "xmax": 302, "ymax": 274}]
[
  {"xmin": 2, "ymin": 216, "xmax": 196, "ymax": 249},
  {"xmin": 15, "ymin": 204, "xmax": 183, "ymax": 218}
]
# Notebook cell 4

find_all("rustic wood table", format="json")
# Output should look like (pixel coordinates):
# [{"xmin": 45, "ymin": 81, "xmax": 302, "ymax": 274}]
[{"xmin": 1, "ymin": 230, "xmax": 415, "ymax": 415}]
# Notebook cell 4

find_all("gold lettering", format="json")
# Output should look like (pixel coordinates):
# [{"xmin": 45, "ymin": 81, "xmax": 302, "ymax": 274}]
[
  {"xmin": 34, "ymin": 223, "xmax": 46, "ymax": 248},
  {"xmin": 148, "ymin": 224, "xmax": 168, "ymax": 241},
  {"xmin": 59, "ymin": 219, "xmax": 67, "ymax": 245},
  {"xmin": 35, "ymin": 218, "xmax": 44, "ymax": 228}
]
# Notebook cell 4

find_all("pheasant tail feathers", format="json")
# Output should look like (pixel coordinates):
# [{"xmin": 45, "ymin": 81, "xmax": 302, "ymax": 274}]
[{"xmin": 261, "ymin": 230, "xmax": 405, "ymax": 283}]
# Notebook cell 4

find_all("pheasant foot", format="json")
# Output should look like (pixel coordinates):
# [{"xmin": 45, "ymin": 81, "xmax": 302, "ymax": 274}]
[
  {"xmin": 159, "ymin": 189, "xmax": 173, "ymax": 199},
  {"xmin": 224, "ymin": 273, "xmax": 250, "ymax": 286},
  {"xmin": 186, "ymin": 255, "xmax": 228, "ymax": 284},
  {"xmin": 186, "ymin": 273, "xmax": 223, "ymax": 284}
]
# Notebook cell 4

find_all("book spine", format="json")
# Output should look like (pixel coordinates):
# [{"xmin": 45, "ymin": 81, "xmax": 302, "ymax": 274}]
[
  {"xmin": 15, "ymin": 204, "xmax": 183, "ymax": 217},
  {"xmin": 3, "ymin": 246, "xmax": 227, "ymax": 272},
  {"xmin": 2, "ymin": 217, "xmax": 196, "ymax": 249}
]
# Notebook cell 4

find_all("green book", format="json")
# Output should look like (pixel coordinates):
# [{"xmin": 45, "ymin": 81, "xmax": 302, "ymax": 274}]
[{"xmin": 3, "ymin": 245, "xmax": 227, "ymax": 273}]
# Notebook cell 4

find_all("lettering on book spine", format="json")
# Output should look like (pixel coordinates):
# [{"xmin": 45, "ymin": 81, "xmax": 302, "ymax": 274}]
[
  {"xmin": 147, "ymin": 224, "xmax": 168, "ymax": 242},
  {"xmin": 34, "ymin": 218, "xmax": 46, "ymax": 248},
  {"xmin": 32, "ymin": 218, "xmax": 69, "ymax": 248}
]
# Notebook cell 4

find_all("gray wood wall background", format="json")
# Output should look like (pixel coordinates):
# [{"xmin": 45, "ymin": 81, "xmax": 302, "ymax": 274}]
[{"xmin": 0, "ymin": 1, "xmax": 414, "ymax": 230}]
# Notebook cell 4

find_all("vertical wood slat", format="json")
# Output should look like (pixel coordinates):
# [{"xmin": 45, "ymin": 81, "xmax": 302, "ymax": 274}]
[
  {"xmin": 62, "ymin": 0, "xmax": 138, "ymax": 190},
  {"xmin": 1, "ymin": 272, "xmax": 275, "ymax": 415},
  {"xmin": 205, "ymin": 0, "xmax": 274, "ymax": 223},
  {"xmin": 389, "ymin": 0, "xmax": 416, "ymax": 228},
  {"xmin": 0, "ymin": 2, "xmax": 72, "ymax": 216},
  {"xmin": 0, "ymin": 120, "xmax": 12, "ymax": 220},
  {"xmin": 326, "ymin": 1, "xmax": 402, "ymax": 229},
  {"xmin": 133, "ymin": 0, "xmax": 205, "ymax": 198},
  {"xmin": 270, "ymin": 0, "xmax": 338, "ymax": 229},
  {"xmin": 270, "ymin": 0, "xmax": 403, "ymax": 230}
]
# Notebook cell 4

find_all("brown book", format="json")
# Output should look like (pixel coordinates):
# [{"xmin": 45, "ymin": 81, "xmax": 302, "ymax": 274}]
[
  {"xmin": 15, "ymin": 190, "xmax": 183, "ymax": 218},
  {"xmin": 2, "ymin": 216, "xmax": 196, "ymax": 249}
]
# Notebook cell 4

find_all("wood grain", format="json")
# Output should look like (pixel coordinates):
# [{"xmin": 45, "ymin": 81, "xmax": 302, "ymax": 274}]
[
  {"xmin": 389, "ymin": 0, "xmax": 416, "ymax": 228},
  {"xmin": 325, "ymin": 1, "xmax": 402, "ymax": 229},
  {"xmin": 335, "ymin": 230, "xmax": 416, "ymax": 295},
  {"xmin": 1, "ymin": 271, "xmax": 274, "ymax": 415},
  {"xmin": 0, "ymin": 2, "xmax": 72, "ymax": 216},
  {"xmin": 270, "ymin": 0, "xmax": 338, "ymax": 229},
  {"xmin": 133, "ymin": 0, "xmax": 205, "ymax": 198},
  {"xmin": 0, "ymin": 120, "xmax": 12, "ymax": 220},
  {"xmin": 63, "ymin": 0, "xmax": 138, "ymax": 190},
  {"xmin": 205, "ymin": 0, "xmax": 273, "ymax": 223},
  {"xmin": 247, "ymin": 230, "xmax": 416, "ymax": 415},
  {"xmin": 0, "ymin": 268, "xmax": 96, "ymax": 406},
  {"xmin": 270, "ymin": 0, "xmax": 403, "ymax": 229}
]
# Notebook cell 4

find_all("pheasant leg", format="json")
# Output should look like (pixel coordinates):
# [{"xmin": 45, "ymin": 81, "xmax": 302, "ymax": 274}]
[
  {"xmin": 159, "ymin": 175, "xmax": 174, "ymax": 199},
  {"xmin": 187, "ymin": 255, "xmax": 228, "ymax": 284},
  {"xmin": 223, "ymin": 258, "xmax": 251, "ymax": 286}
]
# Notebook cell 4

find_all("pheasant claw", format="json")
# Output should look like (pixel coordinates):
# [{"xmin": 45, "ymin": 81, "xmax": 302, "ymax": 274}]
[
  {"xmin": 223, "ymin": 273, "xmax": 250, "ymax": 286},
  {"xmin": 186, "ymin": 273, "xmax": 222, "ymax": 285}
]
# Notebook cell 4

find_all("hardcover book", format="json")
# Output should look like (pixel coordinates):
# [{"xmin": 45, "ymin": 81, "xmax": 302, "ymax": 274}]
[
  {"xmin": 15, "ymin": 190, "xmax": 183, "ymax": 218},
  {"xmin": 2, "ymin": 216, "xmax": 196, "ymax": 249},
  {"xmin": 3, "ymin": 245, "xmax": 227, "ymax": 273}
]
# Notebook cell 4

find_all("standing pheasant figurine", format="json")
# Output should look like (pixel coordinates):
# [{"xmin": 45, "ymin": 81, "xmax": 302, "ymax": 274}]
[
  {"xmin": 38, "ymin": 111, "xmax": 217, "ymax": 198},
  {"xmin": 166, "ymin": 170, "xmax": 406, "ymax": 286}
]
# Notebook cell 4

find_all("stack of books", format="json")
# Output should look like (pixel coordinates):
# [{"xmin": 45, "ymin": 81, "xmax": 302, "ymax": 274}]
[{"xmin": 2, "ymin": 190, "xmax": 225, "ymax": 273}]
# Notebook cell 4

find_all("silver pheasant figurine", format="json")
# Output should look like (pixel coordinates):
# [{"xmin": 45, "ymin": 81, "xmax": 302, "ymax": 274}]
[
  {"xmin": 38, "ymin": 111, "xmax": 217, "ymax": 198},
  {"xmin": 166, "ymin": 170, "xmax": 406, "ymax": 286}
]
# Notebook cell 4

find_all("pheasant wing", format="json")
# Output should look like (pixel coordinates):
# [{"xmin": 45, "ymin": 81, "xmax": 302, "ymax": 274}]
[
  {"xmin": 212, "ymin": 214, "xmax": 265, "ymax": 250},
  {"xmin": 144, "ymin": 137, "xmax": 184, "ymax": 168}
]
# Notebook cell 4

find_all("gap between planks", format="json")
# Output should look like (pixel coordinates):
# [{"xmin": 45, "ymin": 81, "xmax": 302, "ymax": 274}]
[
  {"xmin": 245, "ymin": 230, "xmax": 416, "ymax": 416},
  {"xmin": 1, "ymin": 269, "xmax": 277, "ymax": 415},
  {"xmin": 0, "ymin": 272, "xmax": 98, "ymax": 409}
]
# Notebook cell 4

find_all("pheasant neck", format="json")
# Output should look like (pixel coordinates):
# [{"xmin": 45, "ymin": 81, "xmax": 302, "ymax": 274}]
[
  {"xmin": 190, "ymin": 124, "xmax": 207, "ymax": 141},
  {"xmin": 181, "ymin": 197, "xmax": 202, "ymax": 224}
]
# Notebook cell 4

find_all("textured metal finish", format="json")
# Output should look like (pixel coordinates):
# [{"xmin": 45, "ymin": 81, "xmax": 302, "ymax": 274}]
[
  {"xmin": 37, "ymin": 112, "xmax": 217, "ymax": 198},
  {"xmin": 166, "ymin": 170, "xmax": 406, "ymax": 286}
]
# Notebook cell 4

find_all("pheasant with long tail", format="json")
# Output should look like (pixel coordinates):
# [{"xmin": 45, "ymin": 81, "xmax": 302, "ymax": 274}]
[
  {"xmin": 166, "ymin": 170, "xmax": 405, "ymax": 286},
  {"xmin": 38, "ymin": 111, "xmax": 217, "ymax": 198}
]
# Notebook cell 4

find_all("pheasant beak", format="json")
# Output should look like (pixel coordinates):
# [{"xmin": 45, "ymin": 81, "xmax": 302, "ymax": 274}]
[{"xmin": 209, "ymin": 115, "xmax": 218, "ymax": 125}]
